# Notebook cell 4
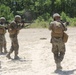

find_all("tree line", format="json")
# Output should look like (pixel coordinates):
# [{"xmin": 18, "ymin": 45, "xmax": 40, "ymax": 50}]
[{"xmin": 0, "ymin": 0, "xmax": 76, "ymax": 21}]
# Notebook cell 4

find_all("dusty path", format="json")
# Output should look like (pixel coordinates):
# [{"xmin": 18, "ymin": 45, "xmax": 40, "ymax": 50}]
[{"xmin": 0, "ymin": 28, "xmax": 76, "ymax": 75}]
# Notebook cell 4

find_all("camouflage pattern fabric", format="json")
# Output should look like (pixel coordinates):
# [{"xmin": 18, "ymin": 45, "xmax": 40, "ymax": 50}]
[
  {"xmin": 0, "ymin": 34, "xmax": 4, "ymax": 53},
  {"xmin": 49, "ymin": 20, "xmax": 67, "ymax": 69},
  {"xmin": 7, "ymin": 21, "xmax": 23, "ymax": 59},
  {"xmin": 53, "ymin": 13, "xmax": 60, "ymax": 19},
  {"xmin": 9, "ymin": 34, "xmax": 19, "ymax": 57},
  {"xmin": 51, "ymin": 37, "xmax": 65, "ymax": 63},
  {"xmin": 49, "ymin": 21, "xmax": 66, "ymax": 63},
  {"xmin": 3, "ymin": 35, "xmax": 7, "ymax": 53},
  {"xmin": 15, "ymin": 15, "xmax": 21, "ymax": 22},
  {"xmin": 0, "ymin": 17, "xmax": 7, "ymax": 54},
  {"xmin": 0, "ymin": 26, "xmax": 7, "ymax": 54}
]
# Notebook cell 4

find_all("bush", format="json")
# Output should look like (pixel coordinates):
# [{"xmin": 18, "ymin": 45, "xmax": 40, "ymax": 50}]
[
  {"xmin": 60, "ymin": 12, "xmax": 76, "ymax": 26},
  {"xmin": 0, "ymin": 4, "xmax": 14, "ymax": 21},
  {"xmin": 61, "ymin": 12, "xmax": 67, "ymax": 21},
  {"xmin": 29, "ymin": 19, "xmax": 49, "ymax": 28},
  {"xmin": 42, "ymin": 13, "xmax": 50, "ymax": 21},
  {"xmin": 68, "ymin": 18, "xmax": 76, "ymax": 26}
]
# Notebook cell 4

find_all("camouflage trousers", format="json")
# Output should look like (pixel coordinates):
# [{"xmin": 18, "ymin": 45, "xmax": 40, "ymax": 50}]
[
  {"xmin": 0, "ymin": 34, "xmax": 7, "ymax": 53},
  {"xmin": 3, "ymin": 35, "xmax": 7, "ymax": 52},
  {"xmin": 8, "ymin": 34, "xmax": 19, "ymax": 57},
  {"xmin": 51, "ymin": 37, "xmax": 65, "ymax": 64}
]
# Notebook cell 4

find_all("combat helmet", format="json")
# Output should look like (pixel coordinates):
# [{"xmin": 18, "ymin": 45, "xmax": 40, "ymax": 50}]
[
  {"xmin": 15, "ymin": 15, "xmax": 21, "ymax": 22},
  {"xmin": 53, "ymin": 13, "xmax": 60, "ymax": 19},
  {"xmin": 0, "ymin": 17, "xmax": 6, "ymax": 23}
]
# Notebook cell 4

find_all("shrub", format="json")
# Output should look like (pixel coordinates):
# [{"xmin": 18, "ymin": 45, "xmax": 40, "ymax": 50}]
[
  {"xmin": 61, "ymin": 12, "xmax": 67, "ymax": 21},
  {"xmin": 29, "ymin": 19, "xmax": 49, "ymax": 28},
  {"xmin": 0, "ymin": 4, "xmax": 14, "ymax": 21}
]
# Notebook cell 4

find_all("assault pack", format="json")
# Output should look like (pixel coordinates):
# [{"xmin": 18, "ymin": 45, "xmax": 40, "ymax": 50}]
[{"xmin": 52, "ymin": 21, "xmax": 64, "ymax": 34}]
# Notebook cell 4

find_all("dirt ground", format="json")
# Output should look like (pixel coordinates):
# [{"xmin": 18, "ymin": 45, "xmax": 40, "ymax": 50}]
[{"xmin": 0, "ymin": 27, "xmax": 76, "ymax": 75}]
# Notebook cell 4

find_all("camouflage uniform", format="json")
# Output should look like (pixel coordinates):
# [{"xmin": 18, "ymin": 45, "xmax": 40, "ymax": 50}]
[
  {"xmin": 0, "ymin": 17, "xmax": 7, "ymax": 54},
  {"xmin": 6, "ymin": 15, "xmax": 24, "ymax": 59},
  {"xmin": 49, "ymin": 13, "xmax": 67, "ymax": 69}
]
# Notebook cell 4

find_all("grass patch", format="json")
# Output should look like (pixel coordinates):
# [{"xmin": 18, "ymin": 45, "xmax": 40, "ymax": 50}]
[{"xmin": 29, "ymin": 19, "xmax": 49, "ymax": 28}]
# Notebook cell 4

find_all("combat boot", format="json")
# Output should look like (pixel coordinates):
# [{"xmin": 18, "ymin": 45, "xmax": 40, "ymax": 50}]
[
  {"xmin": 6, "ymin": 53, "xmax": 11, "ymax": 59},
  {"xmin": 14, "ymin": 55, "xmax": 20, "ymax": 59},
  {"xmin": 4, "ymin": 49, "xmax": 8, "ymax": 54},
  {"xmin": 0, "ymin": 49, "xmax": 3, "ymax": 54},
  {"xmin": 56, "ymin": 62, "xmax": 62, "ymax": 70},
  {"xmin": 4, "ymin": 46, "xmax": 7, "ymax": 53},
  {"xmin": 14, "ymin": 51, "xmax": 19, "ymax": 59}
]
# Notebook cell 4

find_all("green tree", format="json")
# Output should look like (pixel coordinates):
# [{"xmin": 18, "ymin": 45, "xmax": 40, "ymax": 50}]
[{"xmin": 0, "ymin": 4, "xmax": 14, "ymax": 21}]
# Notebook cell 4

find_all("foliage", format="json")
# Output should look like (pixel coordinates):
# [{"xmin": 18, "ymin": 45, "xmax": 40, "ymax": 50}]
[
  {"xmin": 30, "ymin": 19, "xmax": 49, "ymax": 28},
  {"xmin": 0, "ymin": 4, "xmax": 14, "ymax": 21},
  {"xmin": 0, "ymin": 0, "xmax": 76, "ymax": 27},
  {"xmin": 61, "ymin": 12, "xmax": 67, "ymax": 21},
  {"xmin": 0, "ymin": 0, "xmax": 76, "ymax": 18}
]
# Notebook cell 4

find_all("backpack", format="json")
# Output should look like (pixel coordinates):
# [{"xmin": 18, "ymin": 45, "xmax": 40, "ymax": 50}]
[
  {"xmin": 62, "ymin": 32, "xmax": 68, "ymax": 43},
  {"xmin": 52, "ymin": 21, "xmax": 64, "ymax": 34}
]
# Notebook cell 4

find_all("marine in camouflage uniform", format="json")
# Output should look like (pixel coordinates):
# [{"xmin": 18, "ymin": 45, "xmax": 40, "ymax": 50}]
[
  {"xmin": 49, "ymin": 13, "xmax": 67, "ymax": 70},
  {"xmin": 0, "ymin": 17, "xmax": 7, "ymax": 54},
  {"xmin": 6, "ymin": 15, "xmax": 24, "ymax": 59}
]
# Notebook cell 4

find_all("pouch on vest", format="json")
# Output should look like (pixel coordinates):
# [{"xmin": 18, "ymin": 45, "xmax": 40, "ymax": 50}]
[
  {"xmin": 53, "ymin": 21, "xmax": 64, "ymax": 34},
  {"xmin": 62, "ymin": 32, "xmax": 68, "ymax": 43},
  {"xmin": 0, "ymin": 28, "xmax": 6, "ymax": 34}
]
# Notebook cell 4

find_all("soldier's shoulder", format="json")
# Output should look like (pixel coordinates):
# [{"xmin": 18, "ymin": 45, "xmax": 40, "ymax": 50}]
[
  {"xmin": 10, "ymin": 21, "xmax": 16, "ymax": 25},
  {"xmin": 11, "ymin": 21, "xmax": 15, "ymax": 24},
  {"xmin": 50, "ymin": 21, "xmax": 56, "ymax": 25}
]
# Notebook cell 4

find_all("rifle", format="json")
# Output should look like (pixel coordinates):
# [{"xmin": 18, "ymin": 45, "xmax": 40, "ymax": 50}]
[
  {"xmin": 0, "ymin": 19, "xmax": 33, "ymax": 29},
  {"xmin": 60, "ymin": 20, "xmax": 69, "ymax": 26},
  {"xmin": 18, "ymin": 19, "xmax": 33, "ymax": 28}
]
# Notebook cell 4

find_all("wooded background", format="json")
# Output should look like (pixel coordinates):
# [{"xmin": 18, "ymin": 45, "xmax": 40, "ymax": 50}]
[{"xmin": 0, "ymin": 0, "xmax": 76, "ymax": 26}]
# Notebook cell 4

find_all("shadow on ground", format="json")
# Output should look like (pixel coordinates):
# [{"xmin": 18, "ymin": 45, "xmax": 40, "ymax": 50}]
[{"xmin": 54, "ymin": 69, "xmax": 76, "ymax": 75}]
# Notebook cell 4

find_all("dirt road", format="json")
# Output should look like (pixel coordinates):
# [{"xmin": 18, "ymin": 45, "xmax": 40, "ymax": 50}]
[{"xmin": 0, "ymin": 28, "xmax": 76, "ymax": 75}]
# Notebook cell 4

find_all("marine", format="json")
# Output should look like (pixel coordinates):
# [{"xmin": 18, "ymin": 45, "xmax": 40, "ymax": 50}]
[
  {"xmin": 6, "ymin": 15, "xmax": 24, "ymax": 59},
  {"xmin": 0, "ymin": 17, "xmax": 7, "ymax": 54},
  {"xmin": 49, "ymin": 13, "xmax": 68, "ymax": 70}
]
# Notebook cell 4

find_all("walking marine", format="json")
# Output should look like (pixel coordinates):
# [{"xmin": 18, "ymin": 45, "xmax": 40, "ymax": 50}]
[
  {"xmin": 49, "ymin": 13, "xmax": 68, "ymax": 70},
  {"xmin": 6, "ymin": 15, "xmax": 24, "ymax": 59}
]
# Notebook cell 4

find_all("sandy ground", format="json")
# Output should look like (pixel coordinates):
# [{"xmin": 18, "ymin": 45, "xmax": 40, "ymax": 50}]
[{"xmin": 0, "ymin": 27, "xmax": 76, "ymax": 75}]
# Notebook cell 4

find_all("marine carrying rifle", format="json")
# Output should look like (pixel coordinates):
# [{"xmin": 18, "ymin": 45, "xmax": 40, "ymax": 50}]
[
  {"xmin": 0, "ymin": 19, "xmax": 33, "ymax": 29},
  {"xmin": 18, "ymin": 19, "xmax": 33, "ymax": 28},
  {"xmin": 0, "ymin": 22, "xmax": 9, "ymax": 29}
]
